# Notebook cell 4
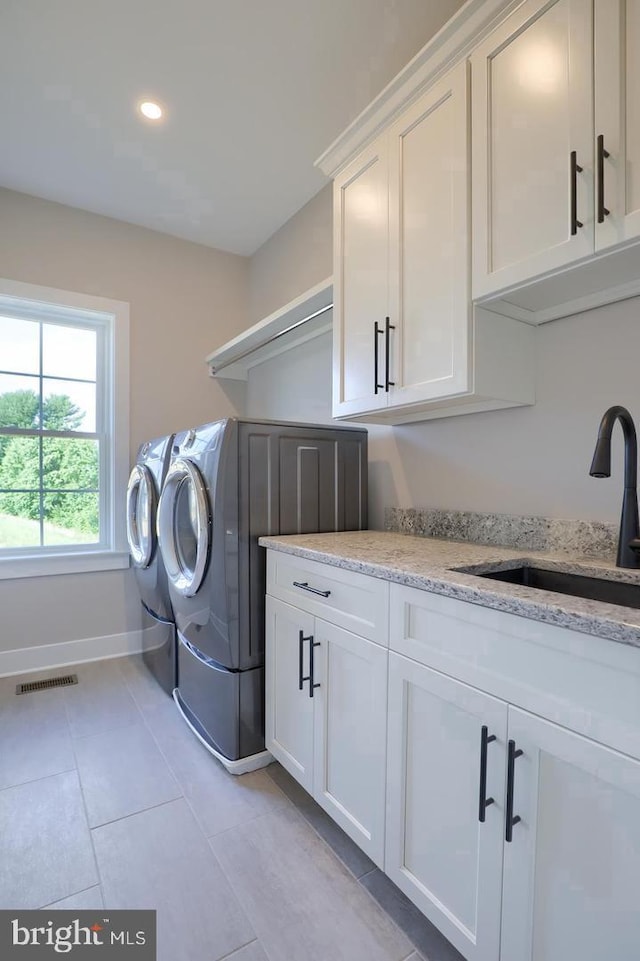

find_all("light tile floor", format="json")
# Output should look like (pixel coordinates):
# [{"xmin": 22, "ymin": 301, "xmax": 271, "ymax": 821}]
[{"xmin": 0, "ymin": 656, "xmax": 462, "ymax": 961}]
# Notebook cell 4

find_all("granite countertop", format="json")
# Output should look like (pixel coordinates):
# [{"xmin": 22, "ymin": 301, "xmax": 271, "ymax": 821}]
[{"xmin": 258, "ymin": 530, "xmax": 640, "ymax": 649}]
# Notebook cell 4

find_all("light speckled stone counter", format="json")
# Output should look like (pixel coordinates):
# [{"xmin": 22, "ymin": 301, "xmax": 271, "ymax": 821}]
[{"xmin": 258, "ymin": 530, "xmax": 640, "ymax": 649}]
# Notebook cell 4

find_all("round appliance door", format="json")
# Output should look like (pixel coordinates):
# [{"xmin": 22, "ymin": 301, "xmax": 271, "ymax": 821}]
[
  {"xmin": 126, "ymin": 464, "xmax": 157, "ymax": 568},
  {"xmin": 157, "ymin": 458, "xmax": 210, "ymax": 597}
]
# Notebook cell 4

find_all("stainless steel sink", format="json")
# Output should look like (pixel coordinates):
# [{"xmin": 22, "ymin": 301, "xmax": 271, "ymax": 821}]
[{"xmin": 453, "ymin": 564, "xmax": 640, "ymax": 610}]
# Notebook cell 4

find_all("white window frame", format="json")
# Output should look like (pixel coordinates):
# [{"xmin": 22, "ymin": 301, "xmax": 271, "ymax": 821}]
[{"xmin": 0, "ymin": 277, "xmax": 130, "ymax": 579}]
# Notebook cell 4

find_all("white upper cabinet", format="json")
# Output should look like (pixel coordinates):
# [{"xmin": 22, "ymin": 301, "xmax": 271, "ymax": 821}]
[
  {"xmin": 595, "ymin": 0, "xmax": 640, "ymax": 249},
  {"xmin": 332, "ymin": 139, "xmax": 389, "ymax": 416},
  {"xmin": 387, "ymin": 65, "xmax": 470, "ymax": 407},
  {"xmin": 333, "ymin": 67, "xmax": 470, "ymax": 420},
  {"xmin": 472, "ymin": 0, "xmax": 640, "ymax": 321},
  {"xmin": 472, "ymin": 0, "xmax": 593, "ymax": 297},
  {"xmin": 331, "ymin": 62, "xmax": 534, "ymax": 424}
]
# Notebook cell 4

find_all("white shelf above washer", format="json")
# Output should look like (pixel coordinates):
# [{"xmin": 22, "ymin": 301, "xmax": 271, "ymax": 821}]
[{"xmin": 206, "ymin": 277, "xmax": 333, "ymax": 381}]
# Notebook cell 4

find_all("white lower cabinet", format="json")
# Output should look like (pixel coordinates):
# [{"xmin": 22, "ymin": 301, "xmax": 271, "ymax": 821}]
[
  {"xmin": 266, "ymin": 553, "xmax": 640, "ymax": 961},
  {"xmin": 265, "ymin": 596, "xmax": 315, "ymax": 792},
  {"xmin": 387, "ymin": 582, "xmax": 640, "ymax": 961},
  {"xmin": 265, "ymin": 594, "xmax": 388, "ymax": 866},
  {"xmin": 386, "ymin": 653, "xmax": 508, "ymax": 961},
  {"xmin": 386, "ymin": 676, "xmax": 640, "ymax": 961},
  {"xmin": 501, "ymin": 706, "xmax": 640, "ymax": 961}
]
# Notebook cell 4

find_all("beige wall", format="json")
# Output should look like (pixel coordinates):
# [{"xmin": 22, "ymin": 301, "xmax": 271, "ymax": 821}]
[{"xmin": 0, "ymin": 187, "xmax": 248, "ymax": 654}]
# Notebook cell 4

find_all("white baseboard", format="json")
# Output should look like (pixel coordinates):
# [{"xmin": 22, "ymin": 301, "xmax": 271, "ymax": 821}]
[{"xmin": 0, "ymin": 622, "xmax": 166, "ymax": 678}]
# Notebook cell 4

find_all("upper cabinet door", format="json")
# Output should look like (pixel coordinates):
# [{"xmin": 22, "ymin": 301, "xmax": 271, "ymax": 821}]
[
  {"xmin": 472, "ymin": 0, "xmax": 593, "ymax": 298},
  {"xmin": 333, "ymin": 139, "xmax": 389, "ymax": 418},
  {"xmin": 388, "ymin": 62, "xmax": 470, "ymax": 406},
  {"xmin": 595, "ymin": 0, "xmax": 640, "ymax": 249},
  {"xmin": 501, "ymin": 705, "xmax": 640, "ymax": 961}
]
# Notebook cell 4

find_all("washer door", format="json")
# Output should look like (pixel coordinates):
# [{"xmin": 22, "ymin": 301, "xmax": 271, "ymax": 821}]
[
  {"xmin": 157, "ymin": 458, "xmax": 210, "ymax": 597},
  {"xmin": 126, "ymin": 464, "xmax": 157, "ymax": 568}
]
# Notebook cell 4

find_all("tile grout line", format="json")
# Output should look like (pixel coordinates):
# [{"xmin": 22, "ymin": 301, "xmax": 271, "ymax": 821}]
[
  {"xmin": 0, "ymin": 764, "xmax": 77, "ymax": 796},
  {"xmin": 215, "ymin": 937, "xmax": 260, "ymax": 960},
  {"xmin": 69, "ymin": 723, "xmax": 106, "ymax": 900},
  {"xmin": 39, "ymin": 884, "xmax": 103, "ymax": 911},
  {"xmin": 89, "ymin": 793, "xmax": 184, "ymax": 833},
  {"xmin": 203, "ymin": 797, "xmax": 297, "ymax": 844}
]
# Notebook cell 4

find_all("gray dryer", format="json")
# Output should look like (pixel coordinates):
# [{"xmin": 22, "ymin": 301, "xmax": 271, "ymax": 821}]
[{"xmin": 157, "ymin": 418, "xmax": 367, "ymax": 772}]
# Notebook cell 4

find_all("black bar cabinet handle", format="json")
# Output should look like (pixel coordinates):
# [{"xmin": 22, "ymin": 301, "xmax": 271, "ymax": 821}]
[
  {"xmin": 298, "ymin": 630, "xmax": 313, "ymax": 691},
  {"xmin": 478, "ymin": 725, "xmax": 497, "ymax": 823},
  {"xmin": 597, "ymin": 134, "xmax": 610, "ymax": 224},
  {"xmin": 505, "ymin": 739, "xmax": 524, "ymax": 842},
  {"xmin": 374, "ymin": 322, "xmax": 384, "ymax": 394},
  {"xmin": 309, "ymin": 639, "xmax": 321, "ymax": 698},
  {"xmin": 293, "ymin": 581, "xmax": 331, "ymax": 598},
  {"xmin": 384, "ymin": 316, "xmax": 395, "ymax": 391},
  {"xmin": 570, "ymin": 150, "xmax": 583, "ymax": 235}
]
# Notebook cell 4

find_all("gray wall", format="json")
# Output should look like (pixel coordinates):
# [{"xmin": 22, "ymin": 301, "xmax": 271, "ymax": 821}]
[
  {"xmin": 0, "ymin": 187, "xmax": 248, "ymax": 653},
  {"xmin": 246, "ymin": 182, "xmax": 640, "ymax": 531},
  {"xmin": 248, "ymin": 184, "xmax": 333, "ymax": 323}
]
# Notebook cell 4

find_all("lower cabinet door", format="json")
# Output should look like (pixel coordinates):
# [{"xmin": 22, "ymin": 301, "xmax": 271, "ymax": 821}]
[
  {"xmin": 386, "ymin": 653, "xmax": 507, "ymax": 961},
  {"xmin": 265, "ymin": 596, "xmax": 314, "ymax": 792},
  {"xmin": 312, "ymin": 619, "xmax": 388, "ymax": 867},
  {"xmin": 501, "ymin": 706, "xmax": 640, "ymax": 961}
]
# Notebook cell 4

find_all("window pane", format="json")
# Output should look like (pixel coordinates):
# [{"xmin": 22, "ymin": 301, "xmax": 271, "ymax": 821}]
[
  {"xmin": 0, "ymin": 436, "xmax": 40, "ymax": 489},
  {"xmin": 43, "ymin": 492, "xmax": 99, "ymax": 545},
  {"xmin": 0, "ymin": 491, "xmax": 41, "ymax": 547},
  {"xmin": 42, "ymin": 379, "xmax": 96, "ymax": 432},
  {"xmin": 43, "ymin": 324, "xmax": 96, "ymax": 381},
  {"xmin": 42, "ymin": 438, "xmax": 99, "ymax": 491},
  {"xmin": 0, "ymin": 315, "xmax": 39, "ymax": 375},
  {"xmin": 0, "ymin": 374, "xmax": 40, "ymax": 429}
]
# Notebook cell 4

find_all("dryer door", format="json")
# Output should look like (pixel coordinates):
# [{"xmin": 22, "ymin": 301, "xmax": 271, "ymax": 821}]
[
  {"xmin": 158, "ymin": 458, "xmax": 210, "ymax": 597},
  {"xmin": 126, "ymin": 464, "xmax": 157, "ymax": 568}
]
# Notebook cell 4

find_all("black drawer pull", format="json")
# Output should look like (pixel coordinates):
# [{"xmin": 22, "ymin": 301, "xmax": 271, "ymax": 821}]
[
  {"xmin": 597, "ymin": 134, "xmax": 610, "ymax": 224},
  {"xmin": 505, "ymin": 739, "xmax": 524, "ymax": 842},
  {"xmin": 309, "ymin": 638, "xmax": 321, "ymax": 697},
  {"xmin": 570, "ymin": 150, "xmax": 584, "ymax": 235},
  {"xmin": 478, "ymin": 725, "xmax": 497, "ymax": 823},
  {"xmin": 298, "ymin": 630, "xmax": 313, "ymax": 691},
  {"xmin": 374, "ymin": 321, "xmax": 385, "ymax": 394},
  {"xmin": 293, "ymin": 581, "xmax": 331, "ymax": 598},
  {"xmin": 384, "ymin": 316, "xmax": 395, "ymax": 391}
]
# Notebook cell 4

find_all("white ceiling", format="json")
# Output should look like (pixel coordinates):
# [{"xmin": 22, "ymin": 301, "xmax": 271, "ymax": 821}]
[{"xmin": 0, "ymin": 0, "xmax": 464, "ymax": 256}]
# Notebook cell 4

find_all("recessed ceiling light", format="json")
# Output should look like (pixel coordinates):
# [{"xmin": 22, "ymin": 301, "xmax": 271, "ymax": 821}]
[{"xmin": 139, "ymin": 101, "xmax": 163, "ymax": 121}]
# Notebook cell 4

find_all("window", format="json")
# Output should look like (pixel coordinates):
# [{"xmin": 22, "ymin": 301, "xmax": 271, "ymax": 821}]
[{"xmin": 0, "ymin": 278, "xmax": 129, "ymax": 578}]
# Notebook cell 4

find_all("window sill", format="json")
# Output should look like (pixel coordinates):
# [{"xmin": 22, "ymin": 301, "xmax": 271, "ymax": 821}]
[{"xmin": 0, "ymin": 551, "xmax": 130, "ymax": 580}]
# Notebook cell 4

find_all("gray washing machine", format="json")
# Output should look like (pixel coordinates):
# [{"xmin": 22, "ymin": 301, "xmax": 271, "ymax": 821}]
[
  {"xmin": 157, "ymin": 418, "xmax": 367, "ymax": 773},
  {"xmin": 126, "ymin": 434, "xmax": 177, "ymax": 695}
]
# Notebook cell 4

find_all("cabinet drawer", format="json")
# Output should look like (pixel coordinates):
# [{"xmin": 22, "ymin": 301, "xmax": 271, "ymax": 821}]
[
  {"xmin": 266, "ymin": 551, "xmax": 388, "ymax": 645},
  {"xmin": 390, "ymin": 583, "xmax": 640, "ymax": 761}
]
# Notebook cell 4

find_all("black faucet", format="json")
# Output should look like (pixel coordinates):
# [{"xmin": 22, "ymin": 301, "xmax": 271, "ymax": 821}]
[{"xmin": 590, "ymin": 405, "xmax": 640, "ymax": 568}]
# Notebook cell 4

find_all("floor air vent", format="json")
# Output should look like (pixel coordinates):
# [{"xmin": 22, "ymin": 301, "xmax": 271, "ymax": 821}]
[{"xmin": 15, "ymin": 674, "xmax": 78, "ymax": 695}]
